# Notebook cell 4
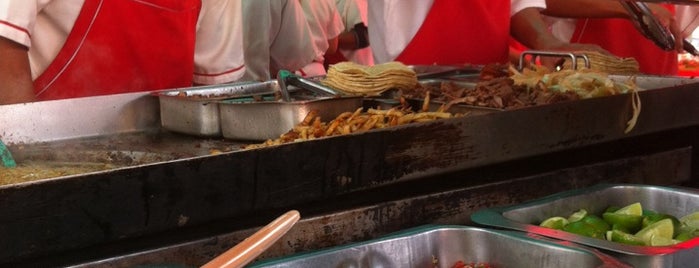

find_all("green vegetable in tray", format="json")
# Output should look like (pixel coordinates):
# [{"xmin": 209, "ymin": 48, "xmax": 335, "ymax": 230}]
[
  {"xmin": 538, "ymin": 202, "xmax": 699, "ymax": 246},
  {"xmin": 563, "ymin": 220, "xmax": 606, "ymax": 239}
]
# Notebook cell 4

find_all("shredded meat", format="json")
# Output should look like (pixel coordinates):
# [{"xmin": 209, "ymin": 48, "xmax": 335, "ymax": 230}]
[{"xmin": 401, "ymin": 64, "xmax": 581, "ymax": 110}]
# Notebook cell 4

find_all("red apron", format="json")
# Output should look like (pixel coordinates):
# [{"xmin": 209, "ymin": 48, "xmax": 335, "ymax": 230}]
[
  {"xmin": 395, "ymin": 0, "xmax": 510, "ymax": 65},
  {"xmin": 572, "ymin": 5, "xmax": 677, "ymax": 75},
  {"xmin": 34, "ymin": 0, "xmax": 201, "ymax": 100}
]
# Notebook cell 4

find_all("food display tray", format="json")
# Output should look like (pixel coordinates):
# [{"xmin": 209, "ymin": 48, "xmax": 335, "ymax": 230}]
[
  {"xmin": 249, "ymin": 225, "xmax": 628, "ymax": 268},
  {"xmin": 471, "ymin": 184, "xmax": 699, "ymax": 268},
  {"xmin": 155, "ymin": 80, "xmax": 280, "ymax": 137},
  {"xmin": 218, "ymin": 96, "xmax": 364, "ymax": 141}
]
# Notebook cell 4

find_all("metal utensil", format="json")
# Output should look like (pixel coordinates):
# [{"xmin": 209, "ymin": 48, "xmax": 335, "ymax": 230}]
[
  {"xmin": 519, "ymin": 50, "xmax": 591, "ymax": 71},
  {"xmin": 277, "ymin": 70, "xmax": 339, "ymax": 100},
  {"xmin": 683, "ymin": 39, "xmax": 699, "ymax": 56},
  {"xmin": 201, "ymin": 210, "xmax": 301, "ymax": 268},
  {"xmin": 622, "ymin": 0, "xmax": 699, "ymax": 5},
  {"xmin": 0, "ymin": 139, "xmax": 16, "ymax": 168},
  {"xmin": 409, "ymin": 65, "xmax": 481, "ymax": 79},
  {"xmin": 620, "ymin": 1, "xmax": 699, "ymax": 55},
  {"xmin": 619, "ymin": 1, "xmax": 685, "ymax": 51}
]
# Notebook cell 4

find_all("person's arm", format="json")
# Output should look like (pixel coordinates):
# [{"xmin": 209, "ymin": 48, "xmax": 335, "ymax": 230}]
[
  {"xmin": 545, "ymin": 0, "xmax": 682, "ymax": 52},
  {"xmin": 326, "ymin": 35, "xmax": 339, "ymax": 56},
  {"xmin": 337, "ymin": 23, "xmax": 369, "ymax": 50},
  {"xmin": 323, "ymin": 0, "xmax": 344, "ymax": 57},
  {"xmin": 511, "ymin": 6, "xmax": 609, "ymax": 54},
  {"xmin": 0, "ymin": 36, "xmax": 35, "ymax": 105}
]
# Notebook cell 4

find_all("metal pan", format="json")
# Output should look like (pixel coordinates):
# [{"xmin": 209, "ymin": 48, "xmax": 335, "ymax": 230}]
[
  {"xmin": 155, "ymin": 81, "xmax": 281, "ymax": 137},
  {"xmin": 218, "ymin": 96, "xmax": 363, "ymax": 141},
  {"xmin": 249, "ymin": 225, "xmax": 629, "ymax": 268},
  {"xmin": 471, "ymin": 183, "xmax": 699, "ymax": 268}
]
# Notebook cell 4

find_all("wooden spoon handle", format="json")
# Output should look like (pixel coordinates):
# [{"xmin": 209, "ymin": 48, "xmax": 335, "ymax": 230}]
[{"xmin": 201, "ymin": 210, "xmax": 301, "ymax": 268}]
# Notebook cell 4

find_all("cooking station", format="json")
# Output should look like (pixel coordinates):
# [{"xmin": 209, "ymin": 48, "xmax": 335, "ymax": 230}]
[{"xmin": 1, "ymin": 74, "xmax": 699, "ymax": 267}]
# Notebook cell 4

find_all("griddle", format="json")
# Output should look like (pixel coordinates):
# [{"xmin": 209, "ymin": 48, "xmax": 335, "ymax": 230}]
[{"xmin": 1, "ymin": 75, "xmax": 699, "ymax": 265}]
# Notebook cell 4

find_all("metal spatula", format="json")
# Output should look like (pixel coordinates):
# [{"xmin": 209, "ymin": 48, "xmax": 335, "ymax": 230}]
[{"xmin": 277, "ymin": 70, "xmax": 339, "ymax": 101}]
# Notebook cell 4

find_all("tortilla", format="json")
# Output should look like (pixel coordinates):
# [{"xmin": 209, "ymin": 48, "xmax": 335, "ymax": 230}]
[
  {"xmin": 561, "ymin": 51, "xmax": 640, "ymax": 74},
  {"xmin": 322, "ymin": 61, "xmax": 418, "ymax": 95}
]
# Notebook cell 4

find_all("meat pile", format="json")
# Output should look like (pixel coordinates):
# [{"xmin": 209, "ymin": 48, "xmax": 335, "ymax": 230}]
[{"xmin": 401, "ymin": 64, "xmax": 580, "ymax": 110}]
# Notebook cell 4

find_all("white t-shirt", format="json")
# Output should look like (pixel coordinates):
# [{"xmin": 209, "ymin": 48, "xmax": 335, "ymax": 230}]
[
  {"xmin": 368, "ymin": 0, "xmax": 546, "ymax": 64},
  {"xmin": 299, "ymin": 0, "xmax": 345, "ymax": 64},
  {"xmin": 0, "ymin": 0, "xmax": 246, "ymax": 85},
  {"xmin": 334, "ymin": 0, "xmax": 374, "ymax": 65},
  {"xmin": 241, "ymin": 0, "xmax": 316, "ymax": 81}
]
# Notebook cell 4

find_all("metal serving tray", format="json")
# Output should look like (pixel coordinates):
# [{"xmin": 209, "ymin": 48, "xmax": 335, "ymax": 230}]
[
  {"xmin": 471, "ymin": 184, "xmax": 699, "ymax": 268},
  {"xmin": 155, "ymin": 80, "xmax": 280, "ymax": 137},
  {"xmin": 218, "ymin": 96, "xmax": 364, "ymax": 141},
  {"xmin": 249, "ymin": 225, "xmax": 628, "ymax": 268}
]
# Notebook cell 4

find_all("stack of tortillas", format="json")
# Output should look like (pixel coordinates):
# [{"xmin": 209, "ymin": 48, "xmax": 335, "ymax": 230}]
[
  {"xmin": 322, "ymin": 61, "xmax": 418, "ymax": 95},
  {"xmin": 562, "ymin": 51, "xmax": 640, "ymax": 74}
]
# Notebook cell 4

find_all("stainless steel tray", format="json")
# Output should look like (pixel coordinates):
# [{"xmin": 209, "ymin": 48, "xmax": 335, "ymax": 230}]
[
  {"xmin": 155, "ymin": 81, "xmax": 280, "ymax": 137},
  {"xmin": 218, "ymin": 96, "xmax": 364, "ymax": 141},
  {"xmin": 249, "ymin": 225, "xmax": 628, "ymax": 268},
  {"xmin": 471, "ymin": 184, "xmax": 699, "ymax": 268}
]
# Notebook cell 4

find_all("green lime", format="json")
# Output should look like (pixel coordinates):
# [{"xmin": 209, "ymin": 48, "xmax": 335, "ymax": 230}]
[
  {"xmin": 649, "ymin": 234, "xmax": 678, "ymax": 246},
  {"xmin": 642, "ymin": 213, "xmax": 681, "ymax": 236},
  {"xmin": 605, "ymin": 206, "xmax": 620, "ymax": 213},
  {"xmin": 581, "ymin": 215, "xmax": 611, "ymax": 233},
  {"xmin": 611, "ymin": 223, "xmax": 632, "ymax": 233},
  {"xmin": 636, "ymin": 218, "xmax": 674, "ymax": 245},
  {"xmin": 680, "ymin": 211, "xmax": 699, "ymax": 229},
  {"xmin": 615, "ymin": 202, "xmax": 643, "ymax": 216},
  {"xmin": 675, "ymin": 231, "xmax": 694, "ymax": 242},
  {"xmin": 540, "ymin": 216, "xmax": 569, "ymax": 230},
  {"xmin": 675, "ymin": 226, "xmax": 699, "ymax": 242},
  {"xmin": 607, "ymin": 229, "xmax": 645, "ymax": 246},
  {"xmin": 643, "ymin": 209, "xmax": 660, "ymax": 217},
  {"xmin": 563, "ymin": 220, "xmax": 605, "ymax": 239},
  {"xmin": 603, "ymin": 212, "xmax": 643, "ymax": 234},
  {"xmin": 678, "ymin": 225, "xmax": 697, "ymax": 234},
  {"xmin": 568, "ymin": 209, "xmax": 588, "ymax": 223}
]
